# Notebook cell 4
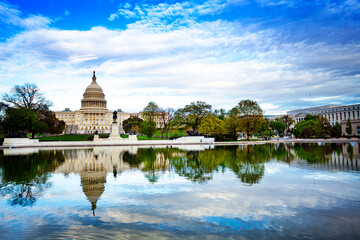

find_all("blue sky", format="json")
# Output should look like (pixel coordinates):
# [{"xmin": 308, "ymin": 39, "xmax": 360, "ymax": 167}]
[{"xmin": 0, "ymin": 0, "xmax": 359, "ymax": 113}]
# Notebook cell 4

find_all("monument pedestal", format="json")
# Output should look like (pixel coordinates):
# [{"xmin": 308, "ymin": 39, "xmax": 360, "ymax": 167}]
[
  {"xmin": 129, "ymin": 135, "xmax": 138, "ymax": 141},
  {"xmin": 109, "ymin": 123, "xmax": 122, "ymax": 140}
]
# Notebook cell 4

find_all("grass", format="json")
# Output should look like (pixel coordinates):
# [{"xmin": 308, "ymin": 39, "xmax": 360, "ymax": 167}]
[
  {"xmin": 37, "ymin": 134, "xmax": 106, "ymax": 141},
  {"xmin": 35, "ymin": 130, "xmax": 188, "ymax": 142},
  {"xmin": 37, "ymin": 134, "xmax": 162, "ymax": 141},
  {"xmin": 137, "ymin": 136, "xmax": 163, "ymax": 140},
  {"xmin": 153, "ymin": 129, "xmax": 186, "ymax": 137}
]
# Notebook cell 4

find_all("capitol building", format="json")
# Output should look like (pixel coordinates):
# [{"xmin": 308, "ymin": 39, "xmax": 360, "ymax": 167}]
[{"xmin": 55, "ymin": 71, "xmax": 157, "ymax": 134}]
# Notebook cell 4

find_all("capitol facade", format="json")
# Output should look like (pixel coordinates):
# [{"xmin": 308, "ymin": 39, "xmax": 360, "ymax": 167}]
[{"xmin": 55, "ymin": 72, "xmax": 150, "ymax": 134}]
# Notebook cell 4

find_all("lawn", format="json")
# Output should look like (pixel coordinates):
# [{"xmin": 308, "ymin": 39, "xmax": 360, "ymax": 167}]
[
  {"xmin": 37, "ymin": 134, "xmax": 163, "ymax": 141},
  {"xmin": 153, "ymin": 129, "xmax": 186, "ymax": 137}
]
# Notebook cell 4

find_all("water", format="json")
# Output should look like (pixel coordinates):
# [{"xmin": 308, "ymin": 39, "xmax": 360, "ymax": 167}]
[{"xmin": 0, "ymin": 143, "xmax": 359, "ymax": 239}]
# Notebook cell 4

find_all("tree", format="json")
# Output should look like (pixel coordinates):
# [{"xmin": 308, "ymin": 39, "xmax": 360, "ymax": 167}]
[
  {"xmin": 315, "ymin": 115, "xmax": 331, "ymax": 138},
  {"xmin": 140, "ymin": 121, "xmax": 157, "ymax": 139},
  {"xmin": 158, "ymin": 108, "xmax": 175, "ymax": 139},
  {"xmin": 39, "ymin": 110, "xmax": 65, "ymax": 134},
  {"xmin": 223, "ymin": 108, "xmax": 241, "ymax": 141},
  {"xmin": 2, "ymin": 84, "xmax": 64, "ymax": 136},
  {"xmin": 174, "ymin": 101, "xmax": 212, "ymax": 133},
  {"xmin": 293, "ymin": 118, "xmax": 317, "ymax": 138},
  {"xmin": 235, "ymin": 100, "xmax": 263, "ymax": 141},
  {"xmin": 123, "ymin": 117, "xmax": 143, "ymax": 133},
  {"xmin": 272, "ymin": 121, "xmax": 285, "ymax": 135},
  {"xmin": 257, "ymin": 118, "xmax": 271, "ymax": 138},
  {"xmin": 214, "ymin": 108, "xmax": 226, "ymax": 120},
  {"xmin": 331, "ymin": 122, "xmax": 341, "ymax": 138},
  {"xmin": 346, "ymin": 118, "xmax": 352, "ymax": 137},
  {"xmin": 3, "ymin": 108, "xmax": 48, "ymax": 138},
  {"xmin": 277, "ymin": 115, "xmax": 294, "ymax": 134},
  {"xmin": 3, "ymin": 83, "xmax": 52, "ymax": 111},
  {"xmin": 199, "ymin": 114, "xmax": 225, "ymax": 136},
  {"xmin": 263, "ymin": 129, "xmax": 274, "ymax": 139},
  {"xmin": 142, "ymin": 101, "xmax": 160, "ymax": 122}
]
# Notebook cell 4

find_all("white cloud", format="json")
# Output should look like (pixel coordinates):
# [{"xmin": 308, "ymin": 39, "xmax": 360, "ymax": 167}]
[
  {"xmin": 0, "ymin": 1, "xmax": 359, "ymax": 113},
  {"xmin": 0, "ymin": 2, "xmax": 51, "ymax": 29}
]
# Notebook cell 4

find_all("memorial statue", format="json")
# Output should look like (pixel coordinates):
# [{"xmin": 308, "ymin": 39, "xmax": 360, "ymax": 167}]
[{"xmin": 113, "ymin": 110, "xmax": 117, "ymax": 123}]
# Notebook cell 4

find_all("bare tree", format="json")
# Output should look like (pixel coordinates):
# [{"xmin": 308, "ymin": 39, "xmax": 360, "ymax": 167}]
[
  {"xmin": 159, "ymin": 108, "xmax": 175, "ymax": 139},
  {"xmin": 3, "ymin": 83, "xmax": 52, "ymax": 111}
]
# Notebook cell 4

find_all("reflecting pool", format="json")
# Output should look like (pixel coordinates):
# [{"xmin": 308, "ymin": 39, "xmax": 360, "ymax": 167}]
[{"xmin": 1, "ymin": 143, "xmax": 360, "ymax": 239}]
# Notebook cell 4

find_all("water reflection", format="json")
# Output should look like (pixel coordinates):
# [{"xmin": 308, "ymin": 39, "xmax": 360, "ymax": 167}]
[
  {"xmin": 0, "ymin": 150, "xmax": 64, "ymax": 206},
  {"xmin": 0, "ymin": 143, "xmax": 359, "ymax": 209},
  {"xmin": 0, "ymin": 143, "xmax": 360, "ymax": 239}
]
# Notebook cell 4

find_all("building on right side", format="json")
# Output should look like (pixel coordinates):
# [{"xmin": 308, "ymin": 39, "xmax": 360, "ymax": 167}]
[{"xmin": 287, "ymin": 104, "xmax": 360, "ymax": 136}]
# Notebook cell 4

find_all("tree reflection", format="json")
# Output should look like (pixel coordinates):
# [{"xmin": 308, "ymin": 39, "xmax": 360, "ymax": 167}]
[
  {"xmin": 0, "ymin": 150, "xmax": 64, "ymax": 206},
  {"xmin": 293, "ymin": 143, "xmax": 342, "ymax": 164}
]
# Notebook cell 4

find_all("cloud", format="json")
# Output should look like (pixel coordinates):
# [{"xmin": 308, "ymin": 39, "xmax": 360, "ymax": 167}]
[
  {"xmin": 0, "ymin": 1, "xmax": 51, "ymax": 29},
  {"xmin": 0, "ymin": 0, "xmax": 359, "ymax": 113}
]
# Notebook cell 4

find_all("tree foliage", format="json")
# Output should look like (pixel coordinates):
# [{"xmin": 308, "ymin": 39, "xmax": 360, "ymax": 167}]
[
  {"xmin": 331, "ymin": 122, "xmax": 341, "ymax": 138},
  {"xmin": 199, "ymin": 114, "xmax": 225, "ymax": 136},
  {"xmin": 140, "ymin": 121, "xmax": 157, "ymax": 139},
  {"xmin": 1, "ymin": 84, "xmax": 64, "ymax": 137},
  {"xmin": 214, "ymin": 108, "xmax": 226, "ymax": 120},
  {"xmin": 123, "ymin": 117, "xmax": 143, "ymax": 133},
  {"xmin": 3, "ymin": 108, "xmax": 48, "ymax": 138},
  {"xmin": 293, "ymin": 116, "xmax": 317, "ymax": 138},
  {"xmin": 346, "ymin": 118, "xmax": 352, "ymax": 136},
  {"xmin": 174, "ymin": 101, "xmax": 212, "ymax": 132},
  {"xmin": 315, "ymin": 115, "xmax": 331, "ymax": 138},
  {"xmin": 223, "ymin": 109, "xmax": 241, "ymax": 141},
  {"xmin": 142, "ymin": 101, "xmax": 160, "ymax": 122},
  {"xmin": 293, "ymin": 114, "xmax": 334, "ymax": 139},
  {"xmin": 272, "ymin": 121, "xmax": 285, "ymax": 134},
  {"xmin": 235, "ymin": 100, "xmax": 263, "ymax": 141}
]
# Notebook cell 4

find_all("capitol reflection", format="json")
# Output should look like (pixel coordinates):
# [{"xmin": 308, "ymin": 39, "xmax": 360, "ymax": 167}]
[
  {"xmin": 1, "ymin": 143, "xmax": 359, "ymax": 214},
  {"xmin": 53, "ymin": 146, "xmax": 171, "ymax": 215}
]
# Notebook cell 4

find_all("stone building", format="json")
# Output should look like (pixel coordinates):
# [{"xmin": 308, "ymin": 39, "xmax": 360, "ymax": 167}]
[
  {"xmin": 287, "ymin": 104, "xmax": 360, "ymax": 136},
  {"xmin": 55, "ymin": 72, "xmax": 166, "ymax": 134}
]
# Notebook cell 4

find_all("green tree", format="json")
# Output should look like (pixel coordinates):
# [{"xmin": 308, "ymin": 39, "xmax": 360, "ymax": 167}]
[
  {"xmin": 264, "ymin": 129, "xmax": 274, "ymax": 138},
  {"xmin": 315, "ymin": 115, "xmax": 331, "ymax": 138},
  {"xmin": 214, "ymin": 108, "xmax": 226, "ymax": 120},
  {"xmin": 331, "ymin": 122, "xmax": 341, "ymax": 138},
  {"xmin": 142, "ymin": 101, "xmax": 160, "ymax": 122},
  {"xmin": 346, "ymin": 118, "xmax": 352, "ymax": 137},
  {"xmin": 3, "ymin": 108, "xmax": 48, "ymax": 138},
  {"xmin": 272, "ymin": 121, "xmax": 285, "ymax": 135},
  {"xmin": 293, "ymin": 117, "xmax": 317, "ymax": 138},
  {"xmin": 223, "ymin": 109, "xmax": 241, "ymax": 140},
  {"xmin": 174, "ymin": 101, "xmax": 212, "ymax": 132},
  {"xmin": 199, "ymin": 114, "xmax": 225, "ymax": 136},
  {"xmin": 140, "ymin": 121, "xmax": 157, "ymax": 139},
  {"xmin": 123, "ymin": 117, "xmax": 143, "ymax": 133},
  {"xmin": 235, "ymin": 100, "xmax": 263, "ymax": 141}
]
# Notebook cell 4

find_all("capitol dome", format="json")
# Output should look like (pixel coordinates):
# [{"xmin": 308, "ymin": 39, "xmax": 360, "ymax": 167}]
[{"xmin": 80, "ymin": 71, "xmax": 107, "ymax": 110}]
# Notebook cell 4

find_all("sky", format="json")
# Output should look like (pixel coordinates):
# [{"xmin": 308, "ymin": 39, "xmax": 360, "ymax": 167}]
[{"xmin": 0, "ymin": 0, "xmax": 359, "ymax": 114}]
